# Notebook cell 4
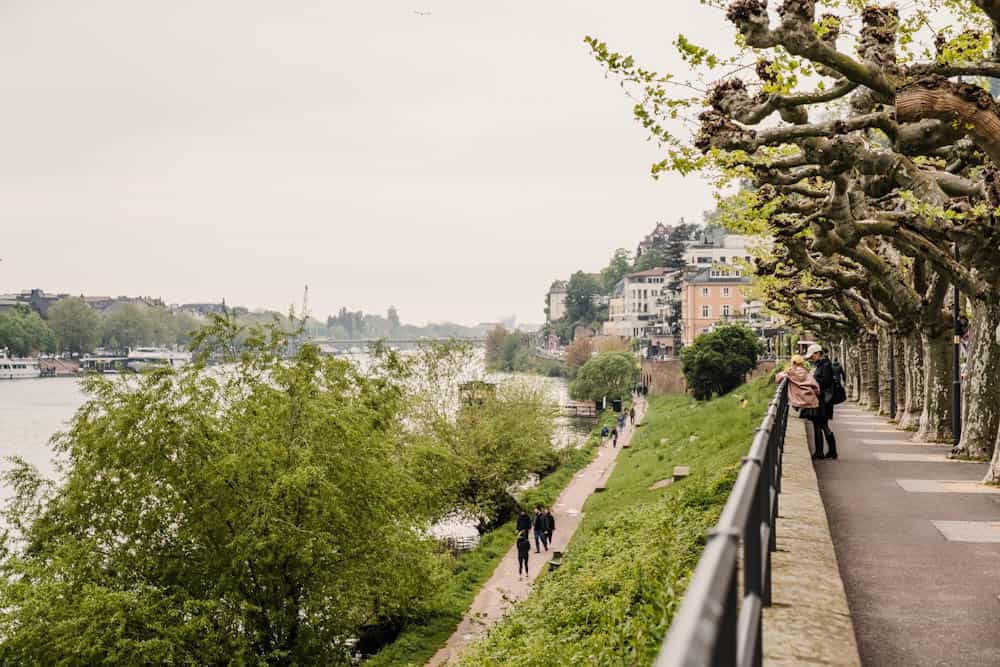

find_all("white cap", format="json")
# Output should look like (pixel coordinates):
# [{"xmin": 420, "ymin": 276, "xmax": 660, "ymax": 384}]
[{"xmin": 806, "ymin": 343, "xmax": 823, "ymax": 358}]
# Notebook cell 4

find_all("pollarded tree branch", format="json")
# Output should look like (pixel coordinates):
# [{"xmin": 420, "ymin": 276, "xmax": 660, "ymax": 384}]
[
  {"xmin": 896, "ymin": 75, "xmax": 1000, "ymax": 166},
  {"xmin": 726, "ymin": 0, "xmax": 895, "ymax": 98}
]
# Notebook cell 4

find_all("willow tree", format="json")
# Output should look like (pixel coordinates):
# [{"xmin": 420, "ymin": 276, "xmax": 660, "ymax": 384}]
[{"xmin": 588, "ymin": 0, "xmax": 1000, "ymax": 479}]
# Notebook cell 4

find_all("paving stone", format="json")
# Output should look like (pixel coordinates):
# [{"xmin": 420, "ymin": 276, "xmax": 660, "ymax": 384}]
[
  {"xmin": 872, "ymin": 453, "xmax": 950, "ymax": 462},
  {"xmin": 931, "ymin": 521, "xmax": 1000, "ymax": 543},
  {"xmin": 896, "ymin": 479, "xmax": 1000, "ymax": 494}
]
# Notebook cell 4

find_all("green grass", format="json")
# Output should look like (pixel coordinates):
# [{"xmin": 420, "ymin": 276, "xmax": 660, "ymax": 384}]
[
  {"xmin": 457, "ymin": 376, "xmax": 778, "ymax": 666},
  {"xmin": 365, "ymin": 408, "xmax": 623, "ymax": 666}
]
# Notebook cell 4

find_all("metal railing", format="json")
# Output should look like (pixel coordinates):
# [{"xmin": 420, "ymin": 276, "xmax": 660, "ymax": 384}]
[{"xmin": 655, "ymin": 379, "xmax": 789, "ymax": 667}]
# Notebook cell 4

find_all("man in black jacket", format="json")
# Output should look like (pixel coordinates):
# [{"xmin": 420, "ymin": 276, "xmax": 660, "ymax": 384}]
[
  {"xmin": 532, "ymin": 507, "xmax": 549, "ymax": 553},
  {"xmin": 516, "ymin": 509, "xmax": 531, "ymax": 534},
  {"xmin": 543, "ymin": 507, "xmax": 555, "ymax": 545},
  {"xmin": 808, "ymin": 344, "xmax": 838, "ymax": 460}
]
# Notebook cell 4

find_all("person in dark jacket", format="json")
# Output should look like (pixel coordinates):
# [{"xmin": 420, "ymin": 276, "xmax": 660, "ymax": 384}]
[
  {"xmin": 516, "ymin": 529, "xmax": 531, "ymax": 577},
  {"xmin": 807, "ymin": 344, "xmax": 838, "ymax": 460},
  {"xmin": 629, "ymin": 406, "xmax": 636, "ymax": 425},
  {"xmin": 543, "ymin": 507, "xmax": 555, "ymax": 544},
  {"xmin": 516, "ymin": 509, "xmax": 531, "ymax": 534},
  {"xmin": 532, "ymin": 507, "xmax": 549, "ymax": 552},
  {"xmin": 610, "ymin": 426, "xmax": 618, "ymax": 448}
]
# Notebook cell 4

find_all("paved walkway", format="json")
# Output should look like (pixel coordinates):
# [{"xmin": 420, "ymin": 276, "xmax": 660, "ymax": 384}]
[
  {"xmin": 814, "ymin": 403, "xmax": 1000, "ymax": 666},
  {"xmin": 427, "ymin": 398, "xmax": 646, "ymax": 666}
]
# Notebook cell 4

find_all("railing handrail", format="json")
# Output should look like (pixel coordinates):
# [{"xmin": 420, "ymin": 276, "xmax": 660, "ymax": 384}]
[{"xmin": 655, "ymin": 379, "xmax": 789, "ymax": 667}]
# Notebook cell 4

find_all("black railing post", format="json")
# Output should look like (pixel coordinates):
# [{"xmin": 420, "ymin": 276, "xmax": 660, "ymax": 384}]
[{"xmin": 888, "ymin": 334, "xmax": 897, "ymax": 420}]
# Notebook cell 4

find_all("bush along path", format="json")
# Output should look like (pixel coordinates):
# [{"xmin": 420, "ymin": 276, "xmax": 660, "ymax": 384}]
[{"xmin": 426, "ymin": 398, "xmax": 647, "ymax": 666}]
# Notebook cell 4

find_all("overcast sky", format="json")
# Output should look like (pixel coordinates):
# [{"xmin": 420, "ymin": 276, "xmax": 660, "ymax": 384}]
[{"xmin": 1, "ymin": 0, "xmax": 732, "ymax": 325}]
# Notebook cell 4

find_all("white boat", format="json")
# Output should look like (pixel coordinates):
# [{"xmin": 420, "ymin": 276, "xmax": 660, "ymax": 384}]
[
  {"xmin": 0, "ymin": 349, "xmax": 41, "ymax": 379},
  {"xmin": 126, "ymin": 347, "xmax": 192, "ymax": 373}
]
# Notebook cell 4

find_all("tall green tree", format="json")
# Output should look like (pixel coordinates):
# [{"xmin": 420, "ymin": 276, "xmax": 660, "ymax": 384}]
[
  {"xmin": 564, "ymin": 271, "xmax": 601, "ymax": 325},
  {"xmin": 101, "ymin": 303, "xmax": 153, "ymax": 352},
  {"xmin": 681, "ymin": 325, "xmax": 760, "ymax": 401},
  {"xmin": 0, "ymin": 316, "xmax": 448, "ymax": 664},
  {"xmin": 600, "ymin": 249, "xmax": 633, "ymax": 293},
  {"xmin": 0, "ymin": 305, "xmax": 56, "ymax": 356},
  {"xmin": 569, "ymin": 351, "xmax": 639, "ymax": 403},
  {"xmin": 47, "ymin": 297, "xmax": 101, "ymax": 354}
]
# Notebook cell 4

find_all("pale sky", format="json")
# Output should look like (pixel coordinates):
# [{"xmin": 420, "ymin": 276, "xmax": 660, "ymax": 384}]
[{"xmin": 1, "ymin": 0, "xmax": 730, "ymax": 325}]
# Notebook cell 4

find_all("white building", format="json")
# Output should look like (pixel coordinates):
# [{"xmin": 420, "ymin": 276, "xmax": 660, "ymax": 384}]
[
  {"xmin": 602, "ymin": 268, "xmax": 681, "ymax": 339},
  {"xmin": 684, "ymin": 234, "xmax": 754, "ymax": 268},
  {"xmin": 546, "ymin": 280, "xmax": 567, "ymax": 322}
]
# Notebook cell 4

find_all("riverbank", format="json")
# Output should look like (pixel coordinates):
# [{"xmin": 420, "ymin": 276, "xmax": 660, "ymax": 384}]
[
  {"xmin": 365, "ymin": 406, "xmax": 624, "ymax": 667},
  {"xmin": 455, "ymin": 376, "xmax": 777, "ymax": 665}
]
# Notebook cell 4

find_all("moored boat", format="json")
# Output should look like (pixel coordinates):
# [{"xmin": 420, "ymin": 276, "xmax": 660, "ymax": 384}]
[
  {"xmin": 0, "ymin": 349, "xmax": 42, "ymax": 380},
  {"xmin": 126, "ymin": 347, "xmax": 192, "ymax": 373}
]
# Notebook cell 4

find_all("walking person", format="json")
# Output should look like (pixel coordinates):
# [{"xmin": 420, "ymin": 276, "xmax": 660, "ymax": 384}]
[
  {"xmin": 516, "ymin": 529, "xmax": 531, "ymax": 578},
  {"xmin": 610, "ymin": 426, "xmax": 618, "ymax": 448},
  {"xmin": 543, "ymin": 507, "xmax": 555, "ymax": 546},
  {"xmin": 629, "ymin": 406, "xmax": 636, "ymax": 425},
  {"xmin": 532, "ymin": 506, "xmax": 549, "ymax": 552},
  {"xmin": 807, "ymin": 344, "xmax": 838, "ymax": 460},
  {"xmin": 777, "ymin": 354, "xmax": 821, "ymax": 456},
  {"xmin": 617, "ymin": 412, "xmax": 626, "ymax": 432},
  {"xmin": 601, "ymin": 424, "xmax": 610, "ymax": 446},
  {"xmin": 516, "ymin": 508, "xmax": 531, "ymax": 534}
]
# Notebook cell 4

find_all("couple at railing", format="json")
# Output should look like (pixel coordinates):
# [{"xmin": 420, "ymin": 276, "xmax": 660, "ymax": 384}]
[{"xmin": 777, "ymin": 344, "xmax": 844, "ymax": 460}]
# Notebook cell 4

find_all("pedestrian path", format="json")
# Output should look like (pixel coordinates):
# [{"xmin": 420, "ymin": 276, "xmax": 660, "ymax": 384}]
[
  {"xmin": 814, "ymin": 402, "xmax": 1000, "ymax": 666},
  {"xmin": 426, "ymin": 398, "xmax": 646, "ymax": 666}
]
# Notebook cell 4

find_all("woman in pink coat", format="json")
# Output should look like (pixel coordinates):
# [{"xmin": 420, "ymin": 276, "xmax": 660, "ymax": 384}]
[{"xmin": 777, "ymin": 355, "xmax": 823, "ymax": 459}]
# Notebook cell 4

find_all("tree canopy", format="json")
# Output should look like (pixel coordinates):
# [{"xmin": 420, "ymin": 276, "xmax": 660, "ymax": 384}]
[
  {"xmin": 0, "ymin": 305, "xmax": 55, "ymax": 356},
  {"xmin": 587, "ymin": 0, "xmax": 1000, "ymax": 479},
  {"xmin": 570, "ymin": 351, "xmax": 640, "ymax": 403},
  {"xmin": 47, "ymin": 297, "xmax": 101, "ymax": 354},
  {"xmin": 681, "ymin": 324, "xmax": 761, "ymax": 400}
]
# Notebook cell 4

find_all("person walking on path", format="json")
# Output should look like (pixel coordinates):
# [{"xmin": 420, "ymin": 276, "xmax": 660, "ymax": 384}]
[
  {"xmin": 601, "ymin": 424, "xmax": 610, "ymax": 446},
  {"xmin": 629, "ymin": 406, "xmax": 636, "ymax": 425},
  {"xmin": 516, "ymin": 509, "xmax": 531, "ymax": 534},
  {"xmin": 617, "ymin": 412, "xmax": 626, "ymax": 432},
  {"xmin": 543, "ymin": 507, "xmax": 555, "ymax": 545},
  {"xmin": 516, "ymin": 530, "xmax": 531, "ymax": 578},
  {"xmin": 808, "ymin": 344, "xmax": 838, "ymax": 460},
  {"xmin": 777, "ymin": 355, "xmax": 821, "ymax": 455},
  {"xmin": 610, "ymin": 426, "xmax": 618, "ymax": 448},
  {"xmin": 532, "ymin": 506, "xmax": 549, "ymax": 553}
]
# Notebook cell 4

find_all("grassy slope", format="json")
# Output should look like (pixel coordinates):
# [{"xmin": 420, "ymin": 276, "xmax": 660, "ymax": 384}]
[
  {"xmin": 365, "ymin": 409, "xmax": 623, "ymax": 667},
  {"xmin": 458, "ymin": 377, "xmax": 777, "ymax": 666}
]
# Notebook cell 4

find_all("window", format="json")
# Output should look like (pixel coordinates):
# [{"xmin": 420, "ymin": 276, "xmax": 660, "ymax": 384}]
[
  {"xmin": 697, "ymin": 256, "xmax": 710, "ymax": 264},
  {"xmin": 723, "ymin": 304, "xmax": 731, "ymax": 317},
  {"xmin": 723, "ymin": 287, "xmax": 730, "ymax": 297},
  {"xmin": 720, "ymin": 256, "xmax": 727, "ymax": 263},
  {"xmin": 701, "ymin": 287, "xmax": 709, "ymax": 297},
  {"xmin": 702, "ymin": 305, "xmax": 711, "ymax": 318}
]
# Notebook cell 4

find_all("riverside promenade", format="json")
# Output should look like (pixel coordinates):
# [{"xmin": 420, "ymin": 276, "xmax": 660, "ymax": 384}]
[
  {"xmin": 815, "ymin": 403, "xmax": 1000, "ymax": 666},
  {"xmin": 427, "ymin": 398, "xmax": 646, "ymax": 666}
]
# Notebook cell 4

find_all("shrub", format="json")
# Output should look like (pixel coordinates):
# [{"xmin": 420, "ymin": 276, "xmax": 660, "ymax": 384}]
[{"xmin": 681, "ymin": 324, "xmax": 761, "ymax": 400}]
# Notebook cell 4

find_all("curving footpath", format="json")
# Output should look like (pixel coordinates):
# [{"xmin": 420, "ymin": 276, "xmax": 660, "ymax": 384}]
[
  {"xmin": 427, "ymin": 398, "xmax": 646, "ymax": 666},
  {"xmin": 815, "ymin": 402, "xmax": 1000, "ymax": 666}
]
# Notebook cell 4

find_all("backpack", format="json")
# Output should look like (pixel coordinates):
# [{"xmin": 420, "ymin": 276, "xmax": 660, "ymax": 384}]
[{"xmin": 830, "ymin": 362, "xmax": 847, "ymax": 405}]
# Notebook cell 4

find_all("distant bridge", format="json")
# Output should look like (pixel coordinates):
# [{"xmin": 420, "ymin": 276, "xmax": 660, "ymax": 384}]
[{"xmin": 311, "ymin": 337, "xmax": 486, "ymax": 353}]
